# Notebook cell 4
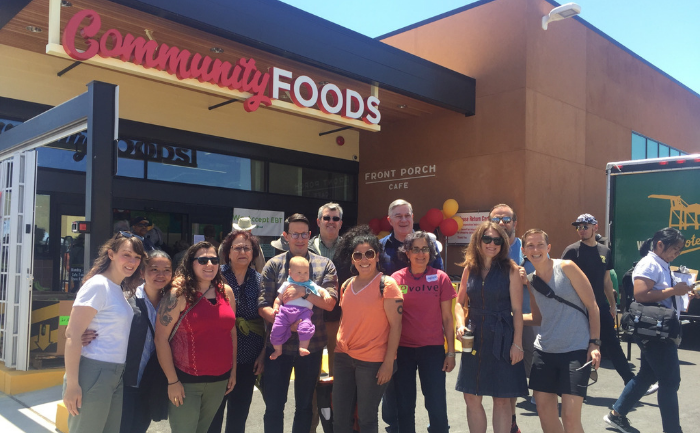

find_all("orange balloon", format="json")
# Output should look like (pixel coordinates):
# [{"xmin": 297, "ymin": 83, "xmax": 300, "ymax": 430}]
[
  {"xmin": 443, "ymin": 199, "xmax": 459, "ymax": 218},
  {"xmin": 452, "ymin": 215, "xmax": 464, "ymax": 231},
  {"xmin": 377, "ymin": 230, "xmax": 390, "ymax": 239}
]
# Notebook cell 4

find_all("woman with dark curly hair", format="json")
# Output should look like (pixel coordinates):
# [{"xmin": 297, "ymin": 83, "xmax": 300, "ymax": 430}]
[
  {"xmin": 392, "ymin": 231, "xmax": 456, "ymax": 433},
  {"xmin": 155, "ymin": 241, "xmax": 237, "ymax": 433},
  {"xmin": 62, "ymin": 231, "xmax": 145, "ymax": 433},
  {"xmin": 208, "ymin": 230, "xmax": 265, "ymax": 433},
  {"xmin": 332, "ymin": 225, "xmax": 403, "ymax": 433},
  {"xmin": 454, "ymin": 221, "xmax": 527, "ymax": 433}
]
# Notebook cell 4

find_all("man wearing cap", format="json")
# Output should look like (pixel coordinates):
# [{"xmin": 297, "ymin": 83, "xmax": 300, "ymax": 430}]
[
  {"xmin": 232, "ymin": 216, "xmax": 266, "ymax": 272},
  {"xmin": 562, "ymin": 214, "xmax": 634, "ymax": 385},
  {"xmin": 130, "ymin": 216, "xmax": 157, "ymax": 252},
  {"xmin": 258, "ymin": 213, "xmax": 338, "ymax": 433}
]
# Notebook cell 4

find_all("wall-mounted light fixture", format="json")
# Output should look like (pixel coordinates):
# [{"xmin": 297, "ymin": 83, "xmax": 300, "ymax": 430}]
[{"xmin": 542, "ymin": 2, "xmax": 581, "ymax": 30}]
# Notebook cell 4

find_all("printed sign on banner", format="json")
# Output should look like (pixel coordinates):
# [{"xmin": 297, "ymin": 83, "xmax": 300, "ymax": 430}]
[
  {"xmin": 233, "ymin": 208, "xmax": 285, "ymax": 237},
  {"xmin": 448, "ymin": 212, "xmax": 491, "ymax": 244}
]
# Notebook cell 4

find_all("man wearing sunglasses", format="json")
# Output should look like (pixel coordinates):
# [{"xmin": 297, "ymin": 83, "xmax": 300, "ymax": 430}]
[
  {"xmin": 257, "ymin": 213, "xmax": 338, "ymax": 433},
  {"xmin": 562, "ymin": 214, "xmax": 635, "ymax": 386},
  {"xmin": 130, "ymin": 216, "xmax": 157, "ymax": 252},
  {"xmin": 489, "ymin": 203, "xmax": 528, "ymax": 433}
]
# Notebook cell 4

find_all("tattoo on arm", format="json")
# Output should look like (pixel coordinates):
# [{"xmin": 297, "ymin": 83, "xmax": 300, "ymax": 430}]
[
  {"xmin": 158, "ymin": 292, "xmax": 178, "ymax": 326},
  {"xmin": 395, "ymin": 299, "xmax": 403, "ymax": 315}
]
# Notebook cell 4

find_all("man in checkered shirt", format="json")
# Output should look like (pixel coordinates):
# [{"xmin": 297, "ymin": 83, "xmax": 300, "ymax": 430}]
[{"xmin": 258, "ymin": 213, "xmax": 338, "ymax": 433}]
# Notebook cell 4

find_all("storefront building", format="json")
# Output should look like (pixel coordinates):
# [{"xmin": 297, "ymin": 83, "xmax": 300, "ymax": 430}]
[
  {"xmin": 0, "ymin": 0, "xmax": 475, "ymax": 372},
  {"xmin": 1, "ymin": 0, "xmax": 699, "ymax": 376}
]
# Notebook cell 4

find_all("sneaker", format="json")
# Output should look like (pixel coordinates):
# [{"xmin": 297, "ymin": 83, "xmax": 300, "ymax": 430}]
[
  {"xmin": 644, "ymin": 383, "xmax": 659, "ymax": 396},
  {"xmin": 530, "ymin": 396, "xmax": 536, "ymax": 405},
  {"xmin": 604, "ymin": 412, "xmax": 634, "ymax": 433},
  {"xmin": 510, "ymin": 421, "xmax": 521, "ymax": 433}
]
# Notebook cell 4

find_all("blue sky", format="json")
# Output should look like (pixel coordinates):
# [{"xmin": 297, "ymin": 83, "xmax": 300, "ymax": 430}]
[{"xmin": 279, "ymin": 0, "xmax": 700, "ymax": 95}]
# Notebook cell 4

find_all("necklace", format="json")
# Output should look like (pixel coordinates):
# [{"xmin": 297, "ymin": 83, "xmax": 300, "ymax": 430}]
[{"xmin": 408, "ymin": 267, "xmax": 427, "ymax": 280}]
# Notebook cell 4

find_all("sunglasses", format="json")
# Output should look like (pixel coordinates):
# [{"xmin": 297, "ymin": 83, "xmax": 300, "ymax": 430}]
[
  {"xmin": 481, "ymin": 235, "xmax": 504, "ymax": 245},
  {"xmin": 231, "ymin": 246, "xmax": 252, "ymax": 253},
  {"xmin": 575, "ymin": 225, "xmax": 591, "ymax": 231},
  {"xmin": 134, "ymin": 222, "xmax": 150, "ymax": 227},
  {"xmin": 491, "ymin": 216, "xmax": 512, "ymax": 224},
  {"xmin": 352, "ymin": 249, "xmax": 377, "ymax": 261},
  {"xmin": 575, "ymin": 360, "xmax": 598, "ymax": 387},
  {"xmin": 192, "ymin": 256, "xmax": 220, "ymax": 265},
  {"xmin": 322, "ymin": 216, "xmax": 341, "ymax": 222},
  {"xmin": 289, "ymin": 232, "xmax": 310, "ymax": 240},
  {"xmin": 118, "ymin": 231, "xmax": 144, "ymax": 241},
  {"xmin": 409, "ymin": 246, "xmax": 431, "ymax": 254}
]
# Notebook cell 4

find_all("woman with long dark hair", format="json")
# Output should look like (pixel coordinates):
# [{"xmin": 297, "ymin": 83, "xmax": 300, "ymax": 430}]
[
  {"xmin": 155, "ymin": 241, "xmax": 237, "ymax": 433},
  {"xmin": 332, "ymin": 225, "xmax": 403, "ymax": 433},
  {"xmin": 605, "ymin": 228, "xmax": 693, "ymax": 433},
  {"xmin": 62, "ymin": 231, "xmax": 145, "ymax": 433},
  {"xmin": 454, "ymin": 221, "xmax": 527, "ymax": 433},
  {"xmin": 208, "ymin": 230, "xmax": 265, "ymax": 433},
  {"xmin": 392, "ymin": 231, "xmax": 456, "ymax": 433}
]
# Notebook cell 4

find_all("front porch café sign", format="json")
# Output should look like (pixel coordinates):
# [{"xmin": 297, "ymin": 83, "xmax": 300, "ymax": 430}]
[{"xmin": 61, "ymin": 10, "xmax": 381, "ymax": 124}]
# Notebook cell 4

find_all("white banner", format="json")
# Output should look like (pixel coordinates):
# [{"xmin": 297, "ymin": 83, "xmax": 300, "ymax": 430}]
[
  {"xmin": 233, "ymin": 208, "xmax": 285, "ymax": 236},
  {"xmin": 448, "ymin": 212, "xmax": 491, "ymax": 244}
]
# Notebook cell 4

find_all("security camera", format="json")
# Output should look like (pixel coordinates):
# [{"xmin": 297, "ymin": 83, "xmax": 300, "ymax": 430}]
[{"xmin": 542, "ymin": 2, "xmax": 581, "ymax": 30}]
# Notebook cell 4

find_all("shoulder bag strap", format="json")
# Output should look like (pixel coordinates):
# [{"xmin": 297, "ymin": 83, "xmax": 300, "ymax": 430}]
[
  {"xmin": 168, "ymin": 293, "xmax": 206, "ymax": 342},
  {"xmin": 527, "ymin": 273, "xmax": 588, "ymax": 319}
]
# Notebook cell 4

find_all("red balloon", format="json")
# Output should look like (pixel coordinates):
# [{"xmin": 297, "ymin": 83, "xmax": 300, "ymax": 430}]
[
  {"xmin": 419, "ymin": 216, "xmax": 436, "ymax": 233},
  {"xmin": 426, "ymin": 208, "xmax": 444, "ymax": 227},
  {"xmin": 439, "ymin": 218, "xmax": 459, "ymax": 237},
  {"xmin": 368, "ymin": 218, "xmax": 381, "ymax": 235},
  {"xmin": 379, "ymin": 217, "xmax": 392, "ymax": 232}
]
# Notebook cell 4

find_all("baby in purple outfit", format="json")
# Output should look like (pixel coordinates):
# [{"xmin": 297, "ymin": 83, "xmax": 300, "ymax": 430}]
[{"xmin": 270, "ymin": 256, "xmax": 330, "ymax": 359}]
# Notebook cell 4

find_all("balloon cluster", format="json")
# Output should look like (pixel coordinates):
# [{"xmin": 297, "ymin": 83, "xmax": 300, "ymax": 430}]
[
  {"xmin": 418, "ymin": 199, "xmax": 462, "ymax": 237},
  {"xmin": 367, "ymin": 199, "xmax": 464, "ymax": 238}
]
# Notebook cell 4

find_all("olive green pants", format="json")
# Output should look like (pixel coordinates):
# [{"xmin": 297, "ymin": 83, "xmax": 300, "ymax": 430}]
[
  {"xmin": 169, "ymin": 380, "xmax": 228, "ymax": 433},
  {"xmin": 63, "ymin": 356, "xmax": 125, "ymax": 433}
]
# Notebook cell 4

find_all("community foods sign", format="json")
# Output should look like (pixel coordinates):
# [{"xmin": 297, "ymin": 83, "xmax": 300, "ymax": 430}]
[{"xmin": 48, "ymin": 9, "xmax": 381, "ymax": 130}]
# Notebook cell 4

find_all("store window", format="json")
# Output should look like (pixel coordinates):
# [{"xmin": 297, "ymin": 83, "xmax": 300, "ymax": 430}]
[
  {"xmin": 269, "ymin": 162, "xmax": 355, "ymax": 201},
  {"xmin": 116, "ymin": 139, "xmax": 264, "ymax": 191},
  {"xmin": 631, "ymin": 132, "xmax": 686, "ymax": 160}
]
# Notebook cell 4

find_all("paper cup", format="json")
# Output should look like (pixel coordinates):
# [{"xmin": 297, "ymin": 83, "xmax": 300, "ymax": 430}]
[{"xmin": 461, "ymin": 334, "xmax": 474, "ymax": 351}]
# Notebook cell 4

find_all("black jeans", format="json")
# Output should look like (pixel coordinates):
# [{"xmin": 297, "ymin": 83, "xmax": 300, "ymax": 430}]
[
  {"xmin": 120, "ymin": 385, "xmax": 151, "ymax": 433},
  {"xmin": 600, "ymin": 309, "xmax": 635, "ymax": 384},
  {"xmin": 208, "ymin": 362, "xmax": 258, "ymax": 433},
  {"xmin": 395, "ymin": 345, "xmax": 449, "ymax": 433},
  {"xmin": 262, "ymin": 347, "xmax": 323, "ymax": 433},
  {"xmin": 333, "ymin": 352, "xmax": 395, "ymax": 433}
]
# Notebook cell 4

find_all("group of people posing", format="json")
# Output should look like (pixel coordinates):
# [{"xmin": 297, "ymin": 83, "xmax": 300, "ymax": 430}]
[{"xmin": 62, "ymin": 200, "xmax": 693, "ymax": 433}]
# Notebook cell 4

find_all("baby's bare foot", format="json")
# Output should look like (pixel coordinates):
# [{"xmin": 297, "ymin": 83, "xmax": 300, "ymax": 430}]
[
  {"xmin": 299, "ymin": 348, "xmax": 310, "ymax": 356},
  {"xmin": 270, "ymin": 349, "xmax": 282, "ymax": 360}
]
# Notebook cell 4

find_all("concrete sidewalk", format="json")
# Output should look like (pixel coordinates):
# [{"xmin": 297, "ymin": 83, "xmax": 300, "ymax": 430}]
[{"xmin": 3, "ymin": 325, "xmax": 700, "ymax": 433}]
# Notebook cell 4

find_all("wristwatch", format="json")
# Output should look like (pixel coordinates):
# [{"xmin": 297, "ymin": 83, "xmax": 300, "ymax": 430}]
[
  {"xmin": 302, "ymin": 289, "xmax": 310, "ymax": 300},
  {"xmin": 589, "ymin": 339, "xmax": 601, "ymax": 347}
]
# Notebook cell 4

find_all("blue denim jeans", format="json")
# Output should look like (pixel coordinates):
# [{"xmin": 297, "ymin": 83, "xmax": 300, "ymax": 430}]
[
  {"xmin": 395, "ymin": 345, "xmax": 449, "ymax": 433},
  {"xmin": 262, "ymin": 348, "xmax": 323, "ymax": 433},
  {"xmin": 332, "ymin": 352, "xmax": 395, "ymax": 433},
  {"xmin": 612, "ymin": 337, "xmax": 682, "ymax": 433}
]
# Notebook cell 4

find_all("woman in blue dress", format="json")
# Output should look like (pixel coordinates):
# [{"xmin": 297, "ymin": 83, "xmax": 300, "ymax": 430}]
[{"xmin": 454, "ymin": 221, "xmax": 527, "ymax": 433}]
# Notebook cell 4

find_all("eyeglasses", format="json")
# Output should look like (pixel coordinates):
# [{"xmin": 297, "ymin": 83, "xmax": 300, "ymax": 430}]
[
  {"xmin": 491, "ymin": 216, "xmax": 512, "ymax": 224},
  {"xmin": 481, "ymin": 235, "xmax": 504, "ymax": 245},
  {"xmin": 575, "ymin": 360, "xmax": 598, "ymax": 387},
  {"xmin": 118, "ymin": 231, "xmax": 144, "ymax": 241},
  {"xmin": 192, "ymin": 256, "xmax": 220, "ymax": 265},
  {"xmin": 322, "ymin": 216, "xmax": 341, "ymax": 222},
  {"xmin": 134, "ymin": 222, "xmax": 149, "ymax": 228},
  {"xmin": 409, "ymin": 246, "xmax": 431, "ymax": 254},
  {"xmin": 352, "ymin": 249, "xmax": 376, "ymax": 261},
  {"xmin": 575, "ymin": 225, "xmax": 590, "ymax": 231},
  {"xmin": 289, "ymin": 232, "xmax": 310, "ymax": 240},
  {"xmin": 231, "ymin": 246, "xmax": 252, "ymax": 253}
]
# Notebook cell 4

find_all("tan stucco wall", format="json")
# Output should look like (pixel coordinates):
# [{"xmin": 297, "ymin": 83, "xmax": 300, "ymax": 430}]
[
  {"xmin": 363, "ymin": 0, "xmax": 700, "ymax": 272},
  {"xmin": 0, "ymin": 44, "xmax": 360, "ymax": 161}
]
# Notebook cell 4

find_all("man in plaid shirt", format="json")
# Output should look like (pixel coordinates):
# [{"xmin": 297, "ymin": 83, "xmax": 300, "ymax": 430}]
[{"xmin": 258, "ymin": 213, "xmax": 338, "ymax": 433}]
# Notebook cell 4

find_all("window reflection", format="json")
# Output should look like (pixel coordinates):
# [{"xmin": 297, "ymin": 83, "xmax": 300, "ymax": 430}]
[{"xmin": 269, "ymin": 162, "xmax": 355, "ymax": 201}]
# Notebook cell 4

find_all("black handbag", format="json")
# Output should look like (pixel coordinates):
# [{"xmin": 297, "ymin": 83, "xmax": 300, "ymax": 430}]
[{"xmin": 621, "ymin": 300, "xmax": 681, "ymax": 345}]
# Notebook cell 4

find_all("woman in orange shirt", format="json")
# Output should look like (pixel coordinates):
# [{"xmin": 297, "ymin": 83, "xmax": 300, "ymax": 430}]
[{"xmin": 333, "ymin": 225, "xmax": 403, "ymax": 433}]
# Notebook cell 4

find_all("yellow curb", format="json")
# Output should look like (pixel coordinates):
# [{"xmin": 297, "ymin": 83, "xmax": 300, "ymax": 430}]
[{"xmin": 0, "ymin": 362, "xmax": 64, "ymax": 395}]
